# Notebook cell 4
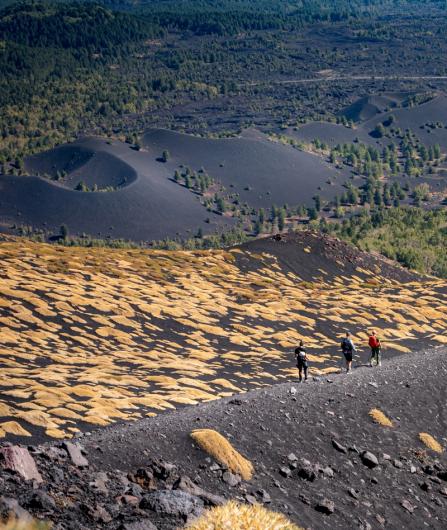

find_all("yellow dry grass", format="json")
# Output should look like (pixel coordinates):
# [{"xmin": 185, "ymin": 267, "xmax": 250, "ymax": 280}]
[
  {"xmin": 369, "ymin": 408, "xmax": 393, "ymax": 427},
  {"xmin": 0, "ymin": 238, "xmax": 447, "ymax": 439},
  {"xmin": 419, "ymin": 432, "xmax": 443, "ymax": 453},
  {"xmin": 191, "ymin": 429, "xmax": 254, "ymax": 480},
  {"xmin": 186, "ymin": 501, "xmax": 302, "ymax": 530}
]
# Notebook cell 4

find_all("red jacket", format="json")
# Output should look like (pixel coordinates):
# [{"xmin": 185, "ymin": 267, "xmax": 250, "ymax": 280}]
[{"xmin": 369, "ymin": 335, "xmax": 380, "ymax": 348}]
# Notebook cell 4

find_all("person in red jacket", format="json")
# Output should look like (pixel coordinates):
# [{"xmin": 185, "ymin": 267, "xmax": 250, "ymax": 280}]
[{"xmin": 368, "ymin": 330, "xmax": 382, "ymax": 367}]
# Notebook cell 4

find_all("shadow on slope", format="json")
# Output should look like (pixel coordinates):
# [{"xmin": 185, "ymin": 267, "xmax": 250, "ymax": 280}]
[
  {"xmin": 0, "ymin": 137, "xmax": 232, "ymax": 241},
  {"xmin": 0, "ymin": 233, "xmax": 445, "ymax": 443}
]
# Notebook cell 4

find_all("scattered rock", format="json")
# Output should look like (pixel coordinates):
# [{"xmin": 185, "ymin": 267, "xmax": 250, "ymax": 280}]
[
  {"xmin": 420, "ymin": 481, "xmax": 432, "ymax": 492},
  {"xmin": 375, "ymin": 514, "xmax": 386, "ymax": 525},
  {"xmin": 297, "ymin": 461, "xmax": 317, "ymax": 482},
  {"xmin": 90, "ymin": 504, "xmax": 112, "ymax": 523},
  {"xmin": 244, "ymin": 494, "xmax": 258, "ymax": 505},
  {"xmin": 279, "ymin": 466, "xmax": 292, "ymax": 478},
  {"xmin": 63, "ymin": 442, "xmax": 89, "ymax": 468},
  {"xmin": 257, "ymin": 489, "xmax": 271, "ymax": 504},
  {"xmin": 140, "ymin": 490, "xmax": 204, "ymax": 519},
  {"xmin": 315, "ymin": 498, "xmax": 335, "ymax": 515},
  {"xmin": 25, "ymin": 490, "xmax": 56, "ymax": 512},
  {"xmin": 360, "ymin": 451, "xmax": 379, "ymax": 469},
  {"xmin": 222, "ymin": 471, "xmax": 241, "ymax": 487},
  {"xmin": 287, "ymin": 453, "xmax": 298, "ymax": 463},
  {"xmin": 348, "ymin": 488, "xmax": 359, "ymax": 499},
  {"xmin": 393, "ymin": 459, "xmax": 403, "ymax": 469},
  {"xmin": 332, "ymin": 439, "xmax": 347, "ymax": 454},
  {"xmin": 173, "ymin": 476, "xmax": 224, "ymax": 506},
  {"xmin": 322, "ymin": 466, "xmax": 334, "ymax": 478},
  {"xmin": 0, "ymin": 446, "xmax": 43, "ymax": 483},
  {"xmin": 400, "ymin": 499, "xmax": 416, "ymax": 514}
]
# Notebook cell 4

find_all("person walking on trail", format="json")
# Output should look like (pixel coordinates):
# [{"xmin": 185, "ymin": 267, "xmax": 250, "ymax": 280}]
[
  {"xmin": 368, "ymin": 330, "xmax": 382, "ymax": 367},
  {"xmin": 295, "ymin": 340, "xmax": 308, "ymax": 382},
  {"xmin": 341, "ymin": 332, "xmax": 356, "ymax": 373}
]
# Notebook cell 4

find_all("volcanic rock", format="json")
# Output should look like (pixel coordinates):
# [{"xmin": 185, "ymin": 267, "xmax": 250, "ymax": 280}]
[
  {"xmin": 315, "ymin": 498, "xmax": 335, "ymax": 515},
  {"xmin": 63, "ymin": 442, "xmax": 89, "ymax": 468},
  {"xmin": 0, "ymin": 446, "xmax": 43, "ymax": 483},
  {"xmin": 140, "ymin": 490, "xmax": 204, "ymax": 519},
  {"xmin": 361, "ymin": 451, "xmax": 379, "ymax": 469}
]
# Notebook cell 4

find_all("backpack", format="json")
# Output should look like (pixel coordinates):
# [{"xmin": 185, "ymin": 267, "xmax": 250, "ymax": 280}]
[{"xmin": 341, "ymin": 338, "xmax": 353, "ymax": 352}]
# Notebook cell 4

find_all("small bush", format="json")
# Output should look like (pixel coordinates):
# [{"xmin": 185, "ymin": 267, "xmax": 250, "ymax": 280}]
[
  {"xmin": 190, "ymin": 429, "xmax": 254, "ymax": 480},
  {"xmin": 186, "ymin": 500, "xmax": 302, "ymax": 530},
  {"xmin": 369, "ymin": 408, "xmax": 393, "ymax": 427},
  {"xmin": 419, "ymin": 432, "xmax": 443, "ymax": 453}
]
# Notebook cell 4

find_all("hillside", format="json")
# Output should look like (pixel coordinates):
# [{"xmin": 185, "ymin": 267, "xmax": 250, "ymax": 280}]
[
  {"xmin": 0, "ymin": 232, "xmax": 446, "ymax": 444},
  {"xmin": 0, "ymin": 129, "xmax": 350, "ymax": 242},
  {"xmin": 1, "ymin": 347, "xmax": 446, "ymax": 529}
]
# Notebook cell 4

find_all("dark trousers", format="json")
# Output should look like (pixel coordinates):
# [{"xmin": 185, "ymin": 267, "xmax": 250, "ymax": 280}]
[
  {"xmin": 370, "ymin": 347, "xmax": 381, "ymax": 364},
  {"xmin": 298, "ymin": 362, "xmax": 308, "ymax": 381}
]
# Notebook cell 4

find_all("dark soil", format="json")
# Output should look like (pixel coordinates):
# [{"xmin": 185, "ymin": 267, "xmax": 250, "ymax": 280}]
[{"xmin": 1, "ymin": 347, "xmax": 446, "ymax": 529}]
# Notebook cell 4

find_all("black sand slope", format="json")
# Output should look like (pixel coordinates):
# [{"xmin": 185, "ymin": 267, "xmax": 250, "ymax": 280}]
[
  {"xmin": 1, "ymin": 348, "xmax": 446, "ymax": 529},
  {"xmin": 362, "ymin": 94, "xmax": 447, "ymax": 148},
  {"xmin": 0, "ymin": 233, "xmax": 446, "ymax": 445},
  {"xmin": 1, "ymin": 137, "xmax": 232, "ymax": 241},
  {"xmin": 341, "ymin": 92, "xmax": 411, "ymax": 123},
  {"xmin": 283, "ymin": 93, "xmax": 447, "ymax": 157},
  {"xmin": 283, "ymin": 122, "xmax": 378, "ymax": 148},
  {"xmin": 142, "ymin": 128, "xmax": 350, "ymax": 207}
]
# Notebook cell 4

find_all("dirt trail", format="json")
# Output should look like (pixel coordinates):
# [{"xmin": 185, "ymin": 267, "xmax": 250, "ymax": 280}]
[{"xmin": 242, "ymin": 75, "xmax": 447, "ymax": 87}]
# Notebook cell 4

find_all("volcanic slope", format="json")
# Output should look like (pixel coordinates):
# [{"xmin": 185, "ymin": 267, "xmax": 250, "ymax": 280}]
[
  {"xmin": 1, "ymin": 348, "xmax": 446, "ymax": 530},
  {"xmin": 287, "ymin": 92, "xmax": 447, "ymax": 151},
  {"xmin": 0, "ymin": 232, "xmax": 446, "ymax": 442},
  {"xmin": 0, "ymin": 137, "xmax": 232, "ymax": 242},
  {"xmin": 142, "ymin": 128, "xmax": 350, "ymax": 208}
]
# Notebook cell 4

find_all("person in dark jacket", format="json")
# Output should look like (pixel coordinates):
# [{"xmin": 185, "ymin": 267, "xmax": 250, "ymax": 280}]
[
  {"xmin": 341, "ymin": 331, "xmax": 356, "ymax": 373},
  {"xmin": 295, "ymin": 340, "xmax": 308, "ymax": 382}
]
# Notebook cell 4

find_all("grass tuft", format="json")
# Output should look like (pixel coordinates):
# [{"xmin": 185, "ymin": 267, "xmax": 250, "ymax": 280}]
[
  {"xmin": 190, "ymin": 429, "xmax": 254, "ymax": 480},
  {"xmin": 419, "ymin": 432, "xmax": 443, "ymax": 453},
  {"xmin": 186, "ymin": 500, "xmax": 302, "ymax": 530},
  {"xmin": 368, "ymin": 408, "xmax": 393, "ymax": 427}
]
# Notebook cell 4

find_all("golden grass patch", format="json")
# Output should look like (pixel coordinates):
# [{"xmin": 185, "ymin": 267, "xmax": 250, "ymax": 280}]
[
  {"xmin": 0, "ymin": 421, "xmax": 31, "ymax": 436},
  {"xmin": 191, "ymin": 429, "xmax": 254, "ymax": 480},
  {"xmin": 419, "ymin": 432, "xmax": 443, "ymax": 453},
  {"xmin": 186, "ymin": 501, "xmax": 302, "ymax": 530},
  {"xmin": 369, "ymin": 408, "xmax": 393, "ymax": 427}
]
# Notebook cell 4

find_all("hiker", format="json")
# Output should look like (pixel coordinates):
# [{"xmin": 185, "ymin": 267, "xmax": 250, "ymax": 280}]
[
  {"xmin": 294, "ymin": 340, "xmax": 308, "ymax": 382},
  {"xmin": 341, "ymin": 331, "xmax": 356, "ymax": 373},
  {"xmin": 368, "ymin": 330, "xmax": 382, "ymax": 367}
]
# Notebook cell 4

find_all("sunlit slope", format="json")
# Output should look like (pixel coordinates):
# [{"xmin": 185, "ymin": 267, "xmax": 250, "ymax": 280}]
[{"xmin": 0, "ymin": 233, "xmax": 446, "ymax": 440}]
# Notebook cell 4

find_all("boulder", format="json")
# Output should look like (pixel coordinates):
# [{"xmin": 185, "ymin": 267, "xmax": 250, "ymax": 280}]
[
  {"xmin": 63, "ymin": 442, "xmax": 89, "ymax": 468},
  {"xmin": 0, "ymin": 446, "xmax": 43, "ymax": 483},
  {"xmin": 315, "ymin": 498, "xmax": 335, "ymax": 515},
  {"xmin": 297, "ymin": 461, "xmax": 317, "ymax": 482},
  {"xmin": 140, "ymin": 490, "xmax": 203, "ymax": 519},
  {"xmin": 360, "ymin": 451, "xmax": 379, "ymax": 469},
  {"xmin": 173, "ymin": 476, "xmax": 225, "ymax": 506}
]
